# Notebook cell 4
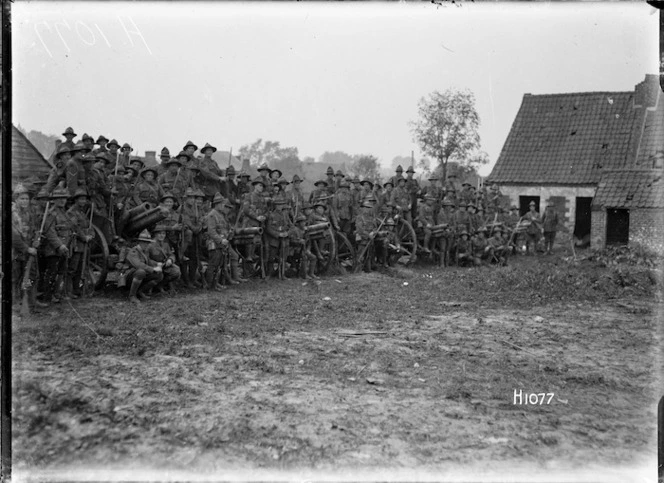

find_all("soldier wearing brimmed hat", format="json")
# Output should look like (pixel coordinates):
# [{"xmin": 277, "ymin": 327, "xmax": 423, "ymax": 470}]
[
  {"xmin": 488, "ymin": 225, "xmax": 508, "ymax": 265},
  {"xmin": 355, "ymin": 200, "xmax": 379, "ymax": 272},
  {"xmin": 106, "ymin": 139, "xmax": 121, "ymax": 169},
  {"xmin": 290, "ymin": 213, "xmax": 318, "ymax": 280},
  {"xmin": 237, "ymin": 170, "xmax": 252, "ymax": 201},
  {"xmin": 221, "ymin": 165, "xmax": 239, "ymax": 208},
  {"xmin": 455, "ymin": 229, "xmax": 472, "ymax": 266},
  {"xmin": 157, "ymin": 158, "xmax": 188, "ymax": 204},
  {"xmin": 126, "ymin": 229, "xmax": 164, "ymax": 304},
  {"xmin": 390, "ymin": 177, "xmax": 411, "ymax": 223},
  {"xmin": 349, "ymin": 177, "xmax": 362, "ymax": 213},
  {"xmin": 454, "ymin": 201, "xmax": 472, "ymax": 234},
  {"xmin": 147, "ymin": 224, "xmax": 181, "ymax": 294},
  {"xmin": 44, "ymin": 144, "xmax": 72, "ymax": 194},
  {"xmin": 404, "ymin": 165, "xmax": 420, "ymax": 221},
  {"xmin": 178, "ymin": 188, "xmax": 205, "ymax": 288},
  {"xmin": 61, "ymin": 127, "xmax": 77, "ymax": 150},
  {"xmin": 390, "ymin": 165, "xmax": 405, "ymax": 187},
  {"xmin": 157, "ymin": 192, "xmax": 183, "ymax": 251},
  {"xmin": 331, "ymin": 180, "xmax": 354, "ymax": 237},
  {"xmin": 66, "ymin": 188, "xmax": 94, "ymax": 299},
  {"xmin": 459, "ymin": 181, "xmax": 474, "ymax": 206},
  {"xmin": 197, "ymin": 143, "xmax": 225, "ymax": 201},
  {"xmin": 523, "ymin": 200, "xmax": 542, "ymax": 255},
  {"xmin": 81, "ymin": 133, "xmax": 95, "ymax": 152},
  {"xmin": 309, "ymin": 179, "xmax": 329, "ymax": 206},
  {"xmin": 325, "ymin": 166, "xmax": 336, "ymax": 195},
  {"xmin": 333, "ymin": 170, "xmax": 345, "ymax": 193},
  {"xmin": 287, "ymin": 174, "xmax": 305, "ymax": 216},
  {"xmin": 541, "ymin": 202, "xmax": 560, "ymax": 255},
  {"xmin": 240, "ymin": 178, "xmax": 269, "ymax": 262},
  {"xmin": 266, "ymin": 198, "xmax": 293, "ymax": 279},
  {"xmin": 134, "ymin": 167, "xmax": 160, "ymax": 208},
  {"xmin": 65, "ymin": 142, "xmax": 91, "ymax": 197},
  {"xmin": 256, "ymin": 163, "xmax": 272, "ymax": 194},
  {"xmin": 92, "ymin": 135, "xmax": 109, "ymax": 155},
  {"xmin": 40, "ymin": 188, "xmax": 75, "ymax": 303},
  {"xmin": 471, "ymin": 226, "xmax": 490, "ymax": 266},
  {"xmin": 206, "ymin": 193, "xmax": 245, "ymax": 289},
  {"xmin": 120, "ymin": 143, "xmax": 133, "ymax": 168},
  {"xmin": 380, "ymin": 180, "xmax": 394, "ymax": 212},
  {"xmin": 416, "ymin": 194, "xmax": 437, "ymax": 254},
  {"xmin": 156, "ymin": 147, "xmax": 171, "ymax": 175}
]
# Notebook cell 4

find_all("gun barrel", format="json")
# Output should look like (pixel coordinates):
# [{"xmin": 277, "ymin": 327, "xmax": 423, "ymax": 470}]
[
  {"xmin": 124, "ymin": 207, "xmax": 168, "ymax": 236},
  {"xmin": 304, "ymin": 222, "xmax": 330, "ymax": 233},
  {"xmin": 234, "ymin": 227, "xmax": 263, "ymax": 236}
]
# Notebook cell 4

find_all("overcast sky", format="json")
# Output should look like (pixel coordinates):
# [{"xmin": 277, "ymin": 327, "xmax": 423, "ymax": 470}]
[{"xmin": 12, "ymin": 2, "xmax": 659, "ymax": 175}]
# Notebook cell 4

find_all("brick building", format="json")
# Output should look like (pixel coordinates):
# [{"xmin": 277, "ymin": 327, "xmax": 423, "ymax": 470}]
[{"xmin": 487, "ymin": 74, "xmax": 663, "ymax": 248}]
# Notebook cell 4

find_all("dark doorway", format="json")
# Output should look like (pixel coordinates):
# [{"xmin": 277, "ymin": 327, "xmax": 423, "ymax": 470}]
[
  {"xmin": 606, "ymin": 208, "xmax": 629, "ymax": 245},
  {"xmin": 519, "ymin": 196, "xmax": 540, "ymax": 216},
  {"xmin": 574, "ymin": 197, "xmax": 592, "ymax": 240}
]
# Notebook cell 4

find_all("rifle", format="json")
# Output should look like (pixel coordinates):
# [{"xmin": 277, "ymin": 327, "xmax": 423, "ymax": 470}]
[
  {"xmin": 21, "ymin": 202, "xmax": 51, "ymax": 317},
  {"xmin": 80, "ymin": 201, "xmax": 95, "ymax": 297},
  {"xmin": 354, "ymin": 215, "xmax": 388, "ymax": 273}
]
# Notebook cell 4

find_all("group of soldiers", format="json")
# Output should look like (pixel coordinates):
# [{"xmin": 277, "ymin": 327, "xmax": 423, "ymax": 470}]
[{"xmin": 12, "ymin": 127, "xmax": 554, "ymax": 314}]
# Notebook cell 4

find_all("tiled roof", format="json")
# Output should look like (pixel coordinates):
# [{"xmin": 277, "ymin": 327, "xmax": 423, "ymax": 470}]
[
  {"xmin": 11, "ymin": 125, "xmax": 52, "ymax": 182},
  {"xmin": 488, "ymin": 90, "xmax": 637, "ymax": 184},
  {"xmin": 635, "ymin": 89, "xmax": 664, "ymax": 169},
  {"xmin": 593, "ymin": 170, "xmax": 664, "ymax": 208}
]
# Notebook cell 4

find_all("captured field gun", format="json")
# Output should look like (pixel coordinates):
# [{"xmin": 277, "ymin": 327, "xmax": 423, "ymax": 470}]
[
  {"xmin": 304, "ymin": 222, "xmax": 330, "ymax": 238},
  {"xmin": 430, "ymin": 223, "xmax": 450, "ymax": 237},
  {"xmin": 234, "ymin": 226, "xmax": 264, "ymax": 237},
  {"xmin": 123, "ymin": 206, "xmax": 170, "ymax": 237}
]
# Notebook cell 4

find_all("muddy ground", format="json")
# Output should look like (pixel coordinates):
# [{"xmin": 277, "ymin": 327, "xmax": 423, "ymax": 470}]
[{"xmin": 10, "ymin": 252, "xmax": 663, "ymax": 481}]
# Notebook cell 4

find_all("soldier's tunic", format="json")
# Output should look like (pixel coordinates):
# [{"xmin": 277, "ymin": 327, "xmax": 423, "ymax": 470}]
[
  {"xmin": 161, "ymin": 208, "xmax": 182, "ymax": 253},
  {"xmin": 147, "ymin": 239, "xmax": 181, "ymax": 285},
  {"xmin": 331, "ymin": 189, "xmax": 354, "ymax": 236},
  {"xmin": 204, "ymin": 207, "xmax": 237, "ymax": 286},
  {"xmin": 86, "ymin": 166, "xmax": 111, "ymax": 216},
  {"xmin": 66, "ymin": 204, "xmax": 92, "ymax": 295},
  {"xmin": 390, "ymin": 186, "xmax": 410, "ymax": 218},
  {"xmin": 11, "ymin": 204, "xmax": 38, "ymax": 296},
  {"xmin": 325, "ymin": 176, "xmax": 336, "ymax": 196},
  {"xmin": 355, "ymin": 210, "xmax": 377, "ymax": 271},
  {"xmin": 126, "ymin": 244, "xmax": 163, "ymax": 288},
  {"xmin": 289, "ymin": 223, "xmax": 316, "ymax": 275},
  {"xmin": 220, "ymin": 178, "xmax": 239, "ymax": 207},
  {"xmin": 134, "ymin": 180, "xmax": 160, "ymax": 208},
  {"xmin": 157, "ymin": 170, "xmax": 189, "ymax": 204},
  {"xmin": 243, "ymin": 191, "xmax": 269, "ymax": 228},
  {"xmin": 350, "ymin": 186, "xmax": 362, "ymax": 212},
  {"xmin": 523, "ymin": 209, "xmax": 542, "ymax": 252},
  {"xmin": 405, "ymin": 176, "xmax": 420, "ymax": 219},
  {"xmin": 455, "ymin": 237, "xmax": 471, "ymax": 263},
  {"xmin": 44, "ymin": 158, "xmax": 68, "ymax": 194},
  {"xmin": 488, "ymin": 235, "xmax": 507, "ymax": 260},
  {"xmin": 65, "ymin": 158, "xmax": 87, "ymax": 197},
  {"xmin": 309, "ymin": 187, "xmax": 328, "ymax": 205},
  {"xmin": 197, "ymin": 157, "xmax": 224, "ymax": 199},
  {"xmin": 487, "ymin": 188, "xmax": 503, "ymax": 213},
  {"xmin": 41, "ymin": 205, "xmax": 75, "ymax": 301},
  {"xmin": 454, "ymin": 210, "xmax": 472, "ymax": 233},
  {"xmin": 472, "ymin": 236, "xmax": 490, "ymax": 264},
  {"xmin": 266, "ymin": 210, "xmax": 292, "ymax": 264},
  {"xmin": 288, "ymin": 186, "xmax": 305, "ymax": 215},
  {"xmin": 416, "ymin": 203, "xmax": 436, "ymax": 228},
  {"xmin": 459, "ymin": 187, "xmax": 474, "ymax": 206}
]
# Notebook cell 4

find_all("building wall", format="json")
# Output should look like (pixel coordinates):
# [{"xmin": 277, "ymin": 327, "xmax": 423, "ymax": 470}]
[
  {"xmin": 498, "ymin": 184, "xmax": 596, "ymax": 231},
  {"xmin": 591, "ymin": 207, "xmax": 664, "ymax": 250}
]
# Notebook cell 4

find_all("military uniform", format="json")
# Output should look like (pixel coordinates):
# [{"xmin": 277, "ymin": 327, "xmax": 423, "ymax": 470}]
[
  {"xmin": 66, "ymin": 193, "xmax": 93, "ymax": 298},
  {"xmin": 180, "ymin": 190, "xmax": 205, "ymax": 287},
  {"xmin": 290, "ymin": 215, "xmax": 317, "ymax": 279},
  {"xmin": 134, "ymin": 168, "xmax": 161, "ymax": 207},
  {"xmin": 416, "ymin": 198, "xmax": 436, "ymax": 253},
  {"xmin": 355, "ymin": 203, "xmax": 378, "ymax": 272},
  {"xmin": 157, "ymin": 160, "xmax": 189, "ymax": 204},
  {"xmin": 205, "ymin": 195, "xmax": 242, "ymax": 289},
  {"xmin": 523, "ymin": 203, "xmax": 542, "ymax": 254},
  {"xmin": 147, "ymin": 230, "xmax": 181, "ymax": 291},
  {"xmin": 65, "ymin": 144, "xmax": 90, "ymax": 197},
  {"xmin": 472, "ymin": 228, "xmax": 490, "ymax": 266},
  {"xmin": 11, "ymin": 192, "xmax": 39, "ymax": 304},
  {"xmin": 198, "ymin": 148, "xmax": 225, "ymax": 199},
  {"xmin": 41, "ymin": 190, "xmax": 75, "ymax": 302},
  {"xmin": 126, "ymin": 231, "xmax": 164, "ymax": 303},
  {"xmin": 455, "ymin": 232, "xmax": 472, "ymax": 266},
  {"xmin": 390, "ymin": 183, "xmax": 411, "ymax": 223},
  {"xmin": 266, "ymin": 201, "xmax": 292, "ymax": 278},
  {"xmin": 331, "ymin": 184, "xmax": 354, "ymax": 237}
]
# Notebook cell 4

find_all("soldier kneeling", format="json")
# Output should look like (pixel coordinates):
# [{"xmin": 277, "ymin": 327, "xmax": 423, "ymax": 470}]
[
  {"xmin": 126, "ymin": 229, "xmax": 164, "ymax": 304},
  {"xmin": 148, "ymin": 225, "xmax": 181, "ymax": 294}
]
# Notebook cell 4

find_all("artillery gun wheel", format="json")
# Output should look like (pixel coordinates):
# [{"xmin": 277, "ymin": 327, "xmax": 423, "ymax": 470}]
[{"xmin": 84, "ymin": 224, "xmax": 109, "ymax": 293}]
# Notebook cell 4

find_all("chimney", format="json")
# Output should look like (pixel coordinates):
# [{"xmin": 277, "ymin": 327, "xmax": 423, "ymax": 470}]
[{"xmin": 144, "ymin": 150, "xmax": 157, "ymax": 167}]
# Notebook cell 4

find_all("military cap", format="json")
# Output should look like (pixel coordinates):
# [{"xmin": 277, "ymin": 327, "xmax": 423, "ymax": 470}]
[
  {"xmin": 69, "ymin": 142, "xmax": 91, "ymax": 154},
  {"xmin": 462, "ymin": 182, "xmax": 471, "ymax": 187},
  {"xmin": 238, "ymin": 170, "xmax": 251, "ymax": 178},
  {"xmin": 475, "ymin": 226, "xmax": 488, "ymax": 235},
  {"xmin": 466, "ymin": 203, "xmax": 477, "ymax": 210},
  {"xmin": 252, "ymin": 177, "xmax": 266, "ymax": 187},
  {"xmin": 36, "ymin": 189, "xmax": 51, "ymax": 200},
  {"xmin": 295, "ymin": 214, "xmax": 307, "ymax": 223},
  {"xmin": 107, "ymin": 139, "xmax": 120, "ymax": 149},
  {"xmin": 396, "ymin": 176, "xmax": 406, "ymax": 184},
  {"xmin": 200, "ymin": 142, "xmax": 217, "ymax": 153},
  {"xmin": 160, "ymin": 192, "xmax": 176, "ymax": 202},
  {"xmin": 529, "ymin": 200, "xmax": 536, "ymax": 206},
  {"xmin": 115, "ymin": 164, "xmax": 127, "ymax": 174},
  {"xmin": 302, "ymin": 202, "xmax": 313, "ymax": 210},
  {"xmin": 339, "ymin": 181, "xmax": 350, "ymax": 189},
  {"xmin": 62, "ymin": 127, "xmax": 76, "ymax": 137},
  {"xmin": 270, "ymin": 168, "xmax": 283, "ymax": 178},
  {"xmin": 183, "ymin": 140, "xmax": 198, "ymax": 151},
  {"xmin": 292, "ymin": 174, "xmax": 302, "ymax": 183},
  {"xmin": 458, "ymin": 230, "xmax": 469, "ymax": 237},
  {"xmin": 395, "ymin": 165, "xmax": 403, "ymax": 173},
  {"xmin": 278, "ymin": 178, "xmax": 290, "ymax": 186},
  {"xmin": 326, "ymin": 166, "xmax": 334, "ymax": 175},
  {"xmin": 458, "ymin": 202, "xmax": 467, "ymax": 208},
  {"xmin": 352, "ymin": 177, "xmax": 361, "ymax": 184},
  {"xmin": 361, "ymin": 179, "xmax": 374, "ymax": 188},
  {"xmin": 193, "ymin": 189, "xmax": 206, "ymax": 198},
  {"xmin": 314, "ymin": 179, "xmax": 328, "ymax": 187},
  {"xmin": 385, "ymin": 217, "xmax": 396, "ymax": 226},
  {"xmin": 335, "ymin": 170, "xmax": 345, "ymax": 177},
  {"xmin": 121, "ymin": 143, "xmax": 133, "ymax": 151},
  {"xmin": 406, "ymin": 166, "xmax": 415, "ymax": 174},
  {"xmin": 383, "ymin": 181, "xmax": 394, "ymax": 188},
  {"xmin": 257, "ymin": 163, "xmax": 271, "ymax": 172},
  {"xmin": 54, "ymin": 144, "xmax": 71, "ymax": 159},
  {"xmin": 361, "ymin": 200, "xmax": 374, "ymax": 208},
  {"xmin": 470, "ymin": 186, "xmax": 477, "ymax": 190},
  {"xmin": 13, "ymin": 183, "xmax": 30, "ymax": 197},
  {"xmin": 184, "ymin": 187, "xmax": 196, "ymax": 198},
  {"xmin": 139, "ymin": 167, "xmax": 158, "ymax": 178},
  {"xmin": 442, "ymin": 198, "xmax": 455, "ymax": 207},
  {"xmin": 226, "ymin": 165, "xmax": 236, "ymax": 175},
  {"xmin": 152, "ymin": 224, "xmax": 168, "ymax": 233},
  {"xmin": 81, "ymin": 133, "xmax": 91, "ymax": 142},
  {"xmin": 510, "ymin": 205, "xmax": 519, "ymax": 211},
  {"xmin": 176, "ymin": 151, "xmax": 191, "ymax": 161},
  {"xmin": 95, "ymin": 152, "xmax": 111, "ymax": 163},
  {"xmin": 73, "ymin": 188, "xmax": 89, "ymax": 199},
  {"xmin": 137, "ymin": 229, "xmax": 152, "ymax": 242},
  {"xmin": 48, "ymin": 188, "xmax": 69, "ymax": 200},
  {"xmin": 130, "ymin": 157, "xmax": 145, "ymax": 168},
  {"xmin": 125, "ymin": 166, "xmax": 139, "ymax": 175},
  {"xmin": 96, "ymin": 135, "xmax": 109, "ymax": 144},
  {"xmin": 212, "ymin": 193, "xmax": 225, "ymax": 205},
  {"xmin": 160, "ymin": 147, "xmax": 170, "ymax": 158},
  {"xmin": 165, "ymin": 158, "xmax": 182, "ymax": 167}
]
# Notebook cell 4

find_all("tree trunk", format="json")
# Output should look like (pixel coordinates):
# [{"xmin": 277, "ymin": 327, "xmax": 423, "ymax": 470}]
[{"xmin": 440, "ymin": 157, "xmax": 448, "ymax": 183}]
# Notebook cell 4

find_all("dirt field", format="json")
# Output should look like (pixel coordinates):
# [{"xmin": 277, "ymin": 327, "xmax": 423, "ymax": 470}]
[{"xmin": 11, "ymin": 252, "xmax": 662, "ymax": 481}]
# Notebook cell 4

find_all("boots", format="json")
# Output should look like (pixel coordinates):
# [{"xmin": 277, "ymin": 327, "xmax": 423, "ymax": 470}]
[
  {"xmin": 231, "ymin": 258, "xmax": 248, "ymax": 283},
  {"xmin": 188, "ymin": 260, "xmax": 201, "ymax": 288},
  {"xmin": 245, "ymin": 243, "xmax": 255, "ymax": 262},
  {"xmin": 423, "ymin": 232, "xmax": 432, "ymax": 254},
  {"xmin": 139, "ymin": 279, "xmax": 159, "ymax": 299},
  {"xmin": 308, "ymin": 259, "xmax": 319, "ymax": 279},
  {"xmin": 180, "ymin": 262, "xmax": 190, "ymax": 287},
  {"xmin": 224, "ymin": 267, "xmax": 239, "ymax": 285},
  {"xmin": 30, "ymin": 287, "xmax": 48, "ymax": 309},
  {"xmin": 128, "ymin": 278, "xmax": 142, "ymax": 304}
]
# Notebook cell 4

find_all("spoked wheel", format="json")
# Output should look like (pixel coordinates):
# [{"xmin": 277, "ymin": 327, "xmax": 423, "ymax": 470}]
[
  {"xmin": 392, "ymin": 218, "xmax": 417, "ymax": 266},
  {"xmin": 83, "ymin": 224, "xmax": 109, "ymax": 294},
  {"xmin": 335, "ymin": 231, "xmax": 355, "ymax": 271},
  {"xmin": 311, "ymin": 226, "xmax": 337, "ymax": 275}
]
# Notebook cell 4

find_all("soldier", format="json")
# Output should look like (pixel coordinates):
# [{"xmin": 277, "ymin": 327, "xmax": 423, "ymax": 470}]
[
  {"xmin": 350, "ymin": 177, "xmax": 362, "ymax": 212},
  {"xmin": 256, "ymin": 163, "xmax": 273, "ymax": 193},
  {"xmin": 325, "ymin": 166, "xmax": 336, "ymax": 195},
  {"xmin": 134, "ymin": 167, "xmax": 160, "ymax": 208},
  {"xmin": 391, "ymin": 177, "xmax": 411, "ymax": 223},
  {"xmin": 488, "ymin": 226, "xmax": 508, "ymax": 265},
  {"xmin": 61, "ymin": 127, "xmax": 77, "ymax": 150},
  {"xmin": 422, "ymin": 175, "xmax": 443, "ymax": 217},
  {"xmin": 472, "ymin": 227, "xmax": 490, "ymax": 266},
  {"xmin": 266, "ymin": 199, "xmax": 293, "ymax": 279},
  {"xmin": 269, "ymin": 168, "xmax": 283, "ymax": 196},
  {"xmin": 416, "ymin": 194, "xmax": 436, "ymax": 254},
  {"xmin": 405, "ymin": 166, "xmax": 420, "ymax": 221},
  {"xmin": 380, "ymin": 181, "xmax": 394, "ymax": 213},
  {"xmin": 242, "ymin": 178, "xmax": 269, "ymax": 262},
  {"xmin": 523, "ymin": 200, "xmax": 542, "ymax": 255},
  {"xmin": 486, "ymin": 182, "xmax": 503, "ymax": 215},
  {"xmin": 157, "ymin": 193, "xmax": 183, "ymax": 256},
  {"xmin": 390, "ymin": 165, "xmax": 404, "ymax": 187},
  {"xmin": 156, "ymin": 147, "xmax": 171, "ymax": 175},
  {"xmin": 147, "ymin": 225, "xmax": 181, "ymax": 294},
  {"xmin": 106, "ymin": 139, "xmax": 121, "ymax": 171},
  {"xmin": 180, "ymin": 188, "xmax": 205, "ymax": 288},
  {"xmin": 221, "ymin": 165, "xmax": 239, "ymax": 207},
  {"xmin": 331, "ymin": 180, "xmax": 354, "ymax": 238},
  {"xmin": 310, "ymin": 197, "xmax": 332, "ymax": 261},
  {"xmin": 198, "ymin": 143, "xmax": 225, "ymax": 200},
  {"xmin": 309, "ymin": 179, "xmax": 328, "ymax": 204},
  {"xmin": 39, "ymin": 188, "xmax": 75, "ymax": 303},
  {"xmin": 455, "ymin": 202, "xmax": 471, "ymax": 233},
  {"xmin": 290, "ymin": 214, "xmax": 317, "ymax": 279},
  {"xmin": 237, "ymin": 171, "xmax": 252, "ymax": 201},
  {"xmin": 467, "ymin": 204, "xmax": 482, "ymax": 233},
  {"xmin": 65, "ymin": 142, "xmax": 91, "ymax": 197},
  {"xmin": 44, "ymin": 145, "xmax": 72, "ymax": 194},
  {"xmin": 541, "ymin": 202, "xmax": 560, "ymax": 255},
  {"xmin": 120, "ymin": 143, "xmax": 133, "ymax": 168},
  {"xmin": 459, "ymin": 182, "xmax": 473, "ymax": 206},
  {"xmin": 157, "ymin": 158, "xmax": 188, "ymax": 204},
  {"xmin": 288, "ymin": 174, "xmax": 305, "ymax": 217},
  {"xmin": 355, "ymin": 200, "xmax": 378, "ymax": 272},
  {"xmin": 92, "ymin": 135, "xmax": 109, "ymax": 155},
  {"xmin": 129, "ymin": 157, "xmax": 145, "ymax": 173},
  {"xmin": 85, "ymin": 153, "xmax": 113, "ymax": 241},
  {"xmin": 12, "ymin": 184, "xmax": 47, "ymax": 312},
  {"xmin": 380, "ymin": 217, "xmax": 402, "ymax": 267},
  {"xmin": 274, "ymin": 179, "xmax": 290, "ymax": 206},
  {"xmin": 334, "ymin": 170, "xmax": 345, "ymax": 193},
  {"xmin": 205, "ymin": 194, "xmax": 230, "ymax": 290},
  {"xmin": 359, "ymin": 179, "xmax": 374, "ymax": 205},
  {"xmin": 506, "ymin": 205, "xmax": 523, "ymax": 254},
  {"xmin": 81, "ymin": 133, "xmax": 95, "ymax": 152},
  {"xmin": 126, "ymin": 229, "xmax": 164, "ymax": 304},
  {"xmin": 455, "ymin": 230, "xmax": 472, "ymax": 266},
  {"xmin": 67, "ymin": 189, "xmax": 94, "ymax": 299},
  {"xmin": 302, "ymin": 202, "xmax": 315, "ymax": 225}
]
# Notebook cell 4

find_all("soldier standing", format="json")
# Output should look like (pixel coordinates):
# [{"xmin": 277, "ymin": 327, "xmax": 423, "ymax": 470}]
[
  {"xmin": 156, "ymin": 147, "xmax": 171, "ymax": 176},
  {"xmin": 471, "ymin": 227, "xmax": 490, "ymax": 266},
  {"xmin": 325, "ymin": 167, "xmax": 336, "ymax": 196},
  {"xmin": 242, "ymin": 178, "xmax": 269, "ymax": 262},
  {"xmin": 61, "ymin": 127, "xmax": 77, "ymax": 150},
  {"xmin": 288, "ymin": 175, "xmax": 305, "ymax": 218},
  {"xmin": 416, "ymin": 194, "xmax": 436, "ymax": 254},
  {"xmin": 391, "ymin": 177, "xmax": 411, "ymax": 223},
  {"xmin": 405, "ymin": 166, "xmax": 419, "ymax": 221},
  {"xmin": 355, "ymin": 200, "xmax": 378, "ymax": 272},
  {"xmin": 134, "ymin": 167, "xmax": 161, "ymax": 208},
  {"xmin": 455, "ymin": 230, "xmax": 472, "ymax": 266},
  {"xmin": 106, "ymin": 139, "xmax": 121, "ymax": 171},
  {"xmin": 380, "ymin": 181, "xmax": 394, "ymax": 213},
  {"xmin": 290, "ymin": 214, "xmax": 317, "ymax": 279},
  {"xmin": 256, "ymin": 164, "xmax": 273, "ymax": 194},
  {"xmin": 157, "ymin": 158, "xmax": 188, "ymax": 205},
  {"xmin": 390, "ymin": 165, "xmax": 404, "ymax": 187},
  {"xmin": 334, "ymin": 170, "xmax": 345, "ymax": 193},
  {"xmin": 126, "ymin": 229, "xmax": 164, "ymax": 304},
  {"xmin": 198, "ymin": 143, "xmax": 225, "ymax": 200},
  {"xmin": 523, "ymin": 200, "xmax": 542, "ymax": 255},
  {"xmin": 266, "ymin": 199, "xmax": 293, "ymax": 279},
  {"xmin": 67, "ymin": 189, "xmax": 94, "ymax": 299},
  {"xmin": 180, "ymin": 188, "xmax": 205, "ymax": 288},
  {"xmin": 541, "ymin": 202, "xmax": 560, "ymax": 255},
  {"xmin": 488, "ymin": 226, "xmax": 508, "ymax": 265},
  {"xmin": 237, "ymin": 171, "xmax": 252, "ymax": 202},
  {"xmin": 309, "ymin": 180, "xmax": 329, "ymax": 205},
  {"xmin": 221, "ymin": 165, "xmax": 239, "ymax": 207},
  {"xmin": 92, "ymin": 135, "xmax": 109, "ymax": 155},
  {"xmin": 331, "ymin": 180, "xmax": 354, "ymax": 238},
  {"xmin": 205, "ymin": 194, "xmax": 230, "ymax": 291},
  {"xmin": 40, "ymin": 188, "xmax": 75, "ymax": 304}
]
